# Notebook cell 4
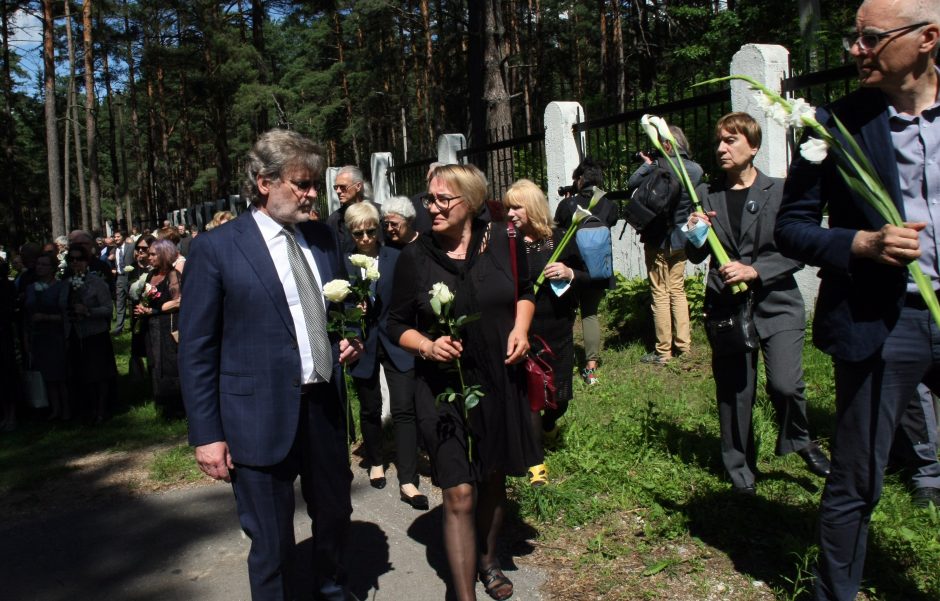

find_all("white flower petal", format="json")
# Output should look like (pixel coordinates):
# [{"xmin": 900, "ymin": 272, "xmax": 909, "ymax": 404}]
[
  {"xmin": 800, "ymin": 137, "xmax": 829, "ymax": 164},
  {"xmin": 787, "ymin": 97, "xmax": 816, "ymax": 129},
  {"xmin": 323, "ymin": 279, "xmax": 352, "ymax": 302},
  {"xmin": 572, "ymin": 205, "xmax": 593, "ymax": 224}
]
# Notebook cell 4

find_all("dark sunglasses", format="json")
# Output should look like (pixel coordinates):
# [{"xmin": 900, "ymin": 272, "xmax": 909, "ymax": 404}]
[
  {"xmin": 351, "ymin": 228, "xmax": 377, "ymax": 240},
  {"xmin": 289, "ymin": 179, "xmax": 315, "ymax": 192},
  {"xmin": 134, "ymin": 246, "xmax": 149, "ymax": 253}
]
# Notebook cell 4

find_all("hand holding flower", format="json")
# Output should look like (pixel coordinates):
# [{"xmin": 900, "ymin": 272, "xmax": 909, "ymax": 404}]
[
  {"xmin": 851, "ymin": 222, "xmax": 925, "ymax": 268},
  {"xmin": 338, "ymin": 337, "xmax": 364, "ymax": 364},
  {"xmin": 719, "ymin": 261, "xmax": 759, "ymax": 286},
  {"xmin": 543, "ymin": 262, "xmax": 573, "ymax": 281},
  {"xmin": 422, "ymin": 335, "xmax": 464, "ymax": 362}
]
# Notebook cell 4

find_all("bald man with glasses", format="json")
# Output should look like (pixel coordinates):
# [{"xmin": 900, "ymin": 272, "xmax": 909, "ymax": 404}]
[{"xmin": 776, "ymin": 1, "xmax": 940, "ymax": 599}]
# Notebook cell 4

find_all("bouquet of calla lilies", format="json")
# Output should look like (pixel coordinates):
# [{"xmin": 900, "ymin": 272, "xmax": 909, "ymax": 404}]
[
  {"xmin": 533, "ymin": 187, "xmax": 605, "ymax": 294},
  {"xmin": 695, "ymin": 74, "xmax": 940, "ymax": 329},
  {"xmin": 639, "ymin": 114, "xmax": 747, "ymax": 294}
]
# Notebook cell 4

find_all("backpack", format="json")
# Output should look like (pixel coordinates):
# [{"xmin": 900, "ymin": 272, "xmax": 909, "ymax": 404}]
[
  {"xmin": 622, "ymin": 167, "xmax": 682, "ymax": 233},
  {"xmin": 575, "ymin": 216, "xmax": 613, "ymax": 280}
]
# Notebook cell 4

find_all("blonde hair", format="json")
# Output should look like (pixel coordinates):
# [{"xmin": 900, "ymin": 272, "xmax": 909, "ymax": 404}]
[
  {"xmin": 344, "ymin": 201, "xmax": 380, "ymax": 230},
  {"xmin": 504, "ymin": 179, "xmax": 553, "ymax": 240},
  {"xmin": 428, "ymin": 164, "xmax": 488, "ymax": 215}
]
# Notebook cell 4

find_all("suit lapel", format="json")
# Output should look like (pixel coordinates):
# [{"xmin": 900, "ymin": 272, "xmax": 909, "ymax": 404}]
[
  {"xmin": 233, "ymin": 213, "xmax": 297, "ymax": 337},
  {"xmin": 858, "ymin": 107, "xmax": 904, "ymax": 218},
  {"xmin": 738, "ymin": 172, "xmax": 772, "ymax": 245}
]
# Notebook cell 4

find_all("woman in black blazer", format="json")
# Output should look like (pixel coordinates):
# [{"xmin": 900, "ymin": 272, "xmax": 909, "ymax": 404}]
[
  {"xmin": 344, "ymin": 201, "xmax": 427, "ymax": 509},
  {"xmin": 686, "ymin": 112, "xmax": 830, "ymax": 494}
]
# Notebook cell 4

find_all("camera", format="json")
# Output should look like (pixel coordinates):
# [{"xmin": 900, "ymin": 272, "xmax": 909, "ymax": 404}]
[
  {"xmin": 633, "ymin": 149, "xmax": 660, "ymax": 162},
  {"xmin": 557, "ymin": 184, "xmax": 578, "ymax": 197}
]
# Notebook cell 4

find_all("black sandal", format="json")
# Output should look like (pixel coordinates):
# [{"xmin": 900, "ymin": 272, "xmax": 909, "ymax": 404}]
[{"xmin": 478, "ymin": 565, "xmax": 513, "ymax": 600}]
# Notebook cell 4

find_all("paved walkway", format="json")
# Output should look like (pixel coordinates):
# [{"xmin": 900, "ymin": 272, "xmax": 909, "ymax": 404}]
[{"xmin": 0, "ymin": 465, "xmax": 546, "ymax": 600}]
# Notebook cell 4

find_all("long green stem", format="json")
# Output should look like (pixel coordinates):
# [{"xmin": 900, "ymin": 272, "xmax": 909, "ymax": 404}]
[{"xmin": 454, "ymin": 357, "xmax": 473, "ymax": 462}]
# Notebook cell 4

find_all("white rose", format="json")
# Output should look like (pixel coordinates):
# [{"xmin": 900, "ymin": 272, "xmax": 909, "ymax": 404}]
[
  {"xmin": 800, "ymin": 137, "xmax": 829, "ymax": 164},
  {"xmin": 123, "ymin": 265, "xmax": 135, "ymax": 273},
  {"xmin": 322, "ymin": 279, "xmax": 352, "ymax": 303},
  {"xmin": 349, "ymin": 254, "xmax": 372, "ymax": 269},
  {"xmin": 365, "ymin": 264, "xmax": 380, "ymax": 281},
  {"xmin": 429, "ymin": 282, "xmax": 454, "ymax": 305}
]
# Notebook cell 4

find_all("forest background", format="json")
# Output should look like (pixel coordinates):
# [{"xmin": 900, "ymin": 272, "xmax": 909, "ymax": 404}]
[{"xmin": 0, "ymin": 0, "xmax": 860, "ymax": 247}]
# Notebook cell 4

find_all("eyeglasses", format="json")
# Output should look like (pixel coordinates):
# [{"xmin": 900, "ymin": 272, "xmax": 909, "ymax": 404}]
[
  {"xmin": 134, "ymin": 247, "xmax": 148, "ymax": 253},
  {"xmin": 288, "ymin": 179, "xmax": 315, "ymax": 192},
  {"xmin": 382, "ymin": 220, "xmax": 404, "ymax": 230},
  {"xmin": 351, "ymin": 228, "xmax": 378, "ymax": 240},
  {"xmin": 421, "ymin": 194, "xmax": 464, "ymax": 211},
  {"xmin": 333, "ymin": 183, "xmax": 358, "ymax": 193},
  {"xmin": 842, "ymin": 21, "xmax": 929, "ymax": 51}
]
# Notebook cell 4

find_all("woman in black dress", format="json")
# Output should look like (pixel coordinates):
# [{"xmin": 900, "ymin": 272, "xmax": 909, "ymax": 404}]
[
  {"xmin": 504, "ymin": 179, "xmax": 588, "ymax": 486},
  {"xmin": 65, "ymin": 243, "xmax": 118, "ymax": 423},
  {"xmin": 135, "ymin": 238, "xmax": 182, "ymax": 419},
  {"xmin": 388, "ymin": 164, "xmax": 539, "ymax": 601},
  {"xmin": 127, "ymin": 235, "xmax": 155, "ymax": 379},
  {"xmin": 24, "ymin": 252, "xmax": 69, "ymax": 419}
]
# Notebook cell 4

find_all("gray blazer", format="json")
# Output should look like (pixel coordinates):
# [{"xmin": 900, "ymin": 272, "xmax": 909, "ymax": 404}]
[{"xmin": 687, "ymin": 170, "xmax": 805, "ymax": 338}]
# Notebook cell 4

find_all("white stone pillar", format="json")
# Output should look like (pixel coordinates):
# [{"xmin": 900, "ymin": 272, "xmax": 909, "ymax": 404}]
[
  {"xmin": 326, "ymin": 166, "xmax": 340, "ymax": 215},
  {"xmin": 371, "ymin": 152, "xmax": 393, "ymax": 206},
  {"xmin": 729, "ymin": 44, "xmax": 790, "ymax": 178},
  {"xmin": 437, "ymin": 134, "xmax": 467, "ymax": 165},
  {"xmin": 544, "ymin": 101, "xmax": 585, "ymax": 214}
]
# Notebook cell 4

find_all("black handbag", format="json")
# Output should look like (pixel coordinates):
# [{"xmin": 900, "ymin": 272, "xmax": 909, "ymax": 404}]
[
  {"xmin": 704, "ymin": 292, "xmax": 758, "ymax": 356},
  {"xmin": 703, "ymin": 198, "xmax": 761, "ymax": 357}
]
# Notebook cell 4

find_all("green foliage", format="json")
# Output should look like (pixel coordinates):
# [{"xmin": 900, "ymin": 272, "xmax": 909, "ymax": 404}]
[
  {"xmin": 149, "ymin": 444, "xmax": 204, "ymax": 484},
  {"xmin": 602, "ymin": 272, "xmax": 706, "ymax": 342}
]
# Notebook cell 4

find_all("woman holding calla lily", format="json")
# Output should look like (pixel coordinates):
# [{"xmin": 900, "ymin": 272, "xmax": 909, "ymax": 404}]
[
  {"xmin": 387, "ymin": 164, "xmax": 539, "ymax": 601},
  {"xmin": 686, "ymin": 112, "xmax": 830, "ymax": 494},
  {"xmin": 342, "ymin": 202, "xmax": 427, "ymax": 510}
]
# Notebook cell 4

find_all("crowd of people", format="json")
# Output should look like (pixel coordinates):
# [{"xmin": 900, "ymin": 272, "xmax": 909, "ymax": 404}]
[{"xmin": 0, "ymin": 3, "xmax": 937, "ymax": 600}]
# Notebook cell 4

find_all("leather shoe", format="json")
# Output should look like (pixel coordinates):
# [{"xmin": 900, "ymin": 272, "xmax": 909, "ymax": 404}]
[
  {"xmin": 732, "ymin": 484, "xmax": 756, "ymax": 496},
  {"xmin": 912, "ymin": 487, "xmax": 940, "ymax": 509},
  {"xmin": 400, "ymin": 490, "xmax": 429, "ymax": 510},
  {"xmin": 369, "ymin": 476, "xmax": 386, "ymax": 489},
  {"xmin": 797, "ymin": 442, "xmax": 831, "ymax": 478}
]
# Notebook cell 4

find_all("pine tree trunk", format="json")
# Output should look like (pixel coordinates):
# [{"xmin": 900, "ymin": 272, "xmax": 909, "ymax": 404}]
[
  {"xmin": 82, "ymin": 0, "xmax": 102, "ymax": 231},
  {"xmin": 43, "ymin": 0, "xmax": 65, "ymax": 239},
  {"xmin": 102, "ymin": 50, "xmax": 123, "ymax": 227},
  {"xmin": 65, "ymin": 0, "xmax": 89, "ymax": 231},
  {"xmin": 483, "ymin": 0, "xmax": 512, "ymax": 196},
  {"xmin": 123, "ymin": 0, "xmax": 148, "ymax": 230},
  {"xmin": 611, "ymin": 0, "xmax": 625, "ymax": 112},
  {"xmin": 598, "ymin": 0, "xmax": 608, "ymax": 108},
  {"xmin": 0, "ymin": 1, "xmax": 23, "ymax": 243}
]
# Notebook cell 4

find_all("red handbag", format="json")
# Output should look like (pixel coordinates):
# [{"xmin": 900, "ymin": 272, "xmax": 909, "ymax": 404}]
[
  {"xmin": 525, "ymin": 335, "xmax": 558, "ymax": 412},
  {"xmin": 507, "ymin": 222, "xmax": 559, "ymax": 413}
]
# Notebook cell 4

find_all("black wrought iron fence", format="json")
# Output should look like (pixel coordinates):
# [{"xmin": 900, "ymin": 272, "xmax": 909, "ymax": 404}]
[
  {"xmin": 387, "ymin": 157, "xmax": 437, "ymax": 199},
  {"xmin": 573, "ymin": 85, "xmax": 732, "ymax": 198},
  {"xmin": 457, "ymin": 125, "xmax": 548, "ymax": 202}
]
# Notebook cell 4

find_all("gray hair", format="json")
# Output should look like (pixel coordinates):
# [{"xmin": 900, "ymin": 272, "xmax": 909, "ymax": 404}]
[
  {"xmin": 381, "ymin": 196, "xmax": 416, "ymax": 221},
  {"xmin": 336, "ymin": 165, "xmax": 364, "ymax": 184},
  {"xmin": 667, "ymin": 125, "xmax": 692, "ymax": 157},
  {"xmin": 244, "ymin": 129, "xmax": 325, "ymax": 206}
]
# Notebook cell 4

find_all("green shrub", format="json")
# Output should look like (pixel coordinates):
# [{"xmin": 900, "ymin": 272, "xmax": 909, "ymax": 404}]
[{"xmin": 603, "ymin": 272, "xmax": 707, "ymax": 342}]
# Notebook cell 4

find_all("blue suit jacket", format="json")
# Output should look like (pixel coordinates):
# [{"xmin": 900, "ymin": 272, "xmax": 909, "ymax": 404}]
[
  {"xmin": 776, "ymin": 87, "xmax": 908, "ymax": 362},
  {"xmin": 179, "ymin": 211, "xmax": 347, "ymax": 466},
  {"xmin": 346, "ymin": 245, "xmax": 414, "ymax": 377}
]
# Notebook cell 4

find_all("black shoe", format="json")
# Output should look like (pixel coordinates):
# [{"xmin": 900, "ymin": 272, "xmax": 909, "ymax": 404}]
[
  {"xmin": 639, "ymin": 352, "xmax": 668, "ymax": 365},
  {"xmin": 369, "ymin": 476, "xmax": 386, "ymax": 489},
  {"xmin": 797, "ymin": 442, "xmax": 831, "ymax": 478},
  {"xmin": 400, "ymin": 490, "xmax": 429, "ymax": 510},
  {"xmin": 912, "ymin": 487, "xmax": 940, "ymax": 509},
  {"xmin": 732, "ymin": 484, "xmax": 756, "ymax": 496}
]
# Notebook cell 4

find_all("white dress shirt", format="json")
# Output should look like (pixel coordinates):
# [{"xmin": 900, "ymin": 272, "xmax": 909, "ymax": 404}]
[{"xmin": 252, "ymin": 208, "xmax": 328, "ymax": 384}]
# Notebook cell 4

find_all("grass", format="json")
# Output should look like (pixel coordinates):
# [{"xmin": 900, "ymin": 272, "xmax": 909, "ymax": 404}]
[
  {"xmin": 3, "ymin": 281, "xmax": 939, "ymax": 600},
  {"xmin": 506, "ymin": 276, "xmax": 940, "ymax": 600}
]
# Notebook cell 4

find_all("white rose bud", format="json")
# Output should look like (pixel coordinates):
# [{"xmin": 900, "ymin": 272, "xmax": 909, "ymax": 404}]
[
  {"xmin": 322, "ymin": 279, "xmax": 352, "ymax": 303},
  {"xmin": 349, "ymin": 254, "xmax": 372, "ymax": 269},
  {"xmin": 429, "ymin": 282, "xmax": 454, "ymax": 305},
  {"xmin": 365, "ymin": 264, "xmax": 380, "ymax": 281},
  {"xmin": 124, "ymin": 265, "xmax": 135, "ymax": 273},
  {"xmin": 800, "ymin": 137, "xmax": 829, "ymax": 164}
]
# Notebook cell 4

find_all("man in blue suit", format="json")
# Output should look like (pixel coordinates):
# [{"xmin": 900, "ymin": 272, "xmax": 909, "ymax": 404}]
[
  {"xmin": 775, "ymin": 2, "xmax": 940, "ymax": 599},
  {"xmin": 179, "ymin": 129, "xmax": 361, "ymax": 601}
]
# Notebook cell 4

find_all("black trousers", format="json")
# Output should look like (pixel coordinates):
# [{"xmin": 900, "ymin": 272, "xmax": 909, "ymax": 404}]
[
  {"xmin": 353, "ymin": 343, "xmax": 418, "ymax": 487},
  {"xmin": 231, "ymin": 383, "xmax": 353, "ymax": 601}
]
